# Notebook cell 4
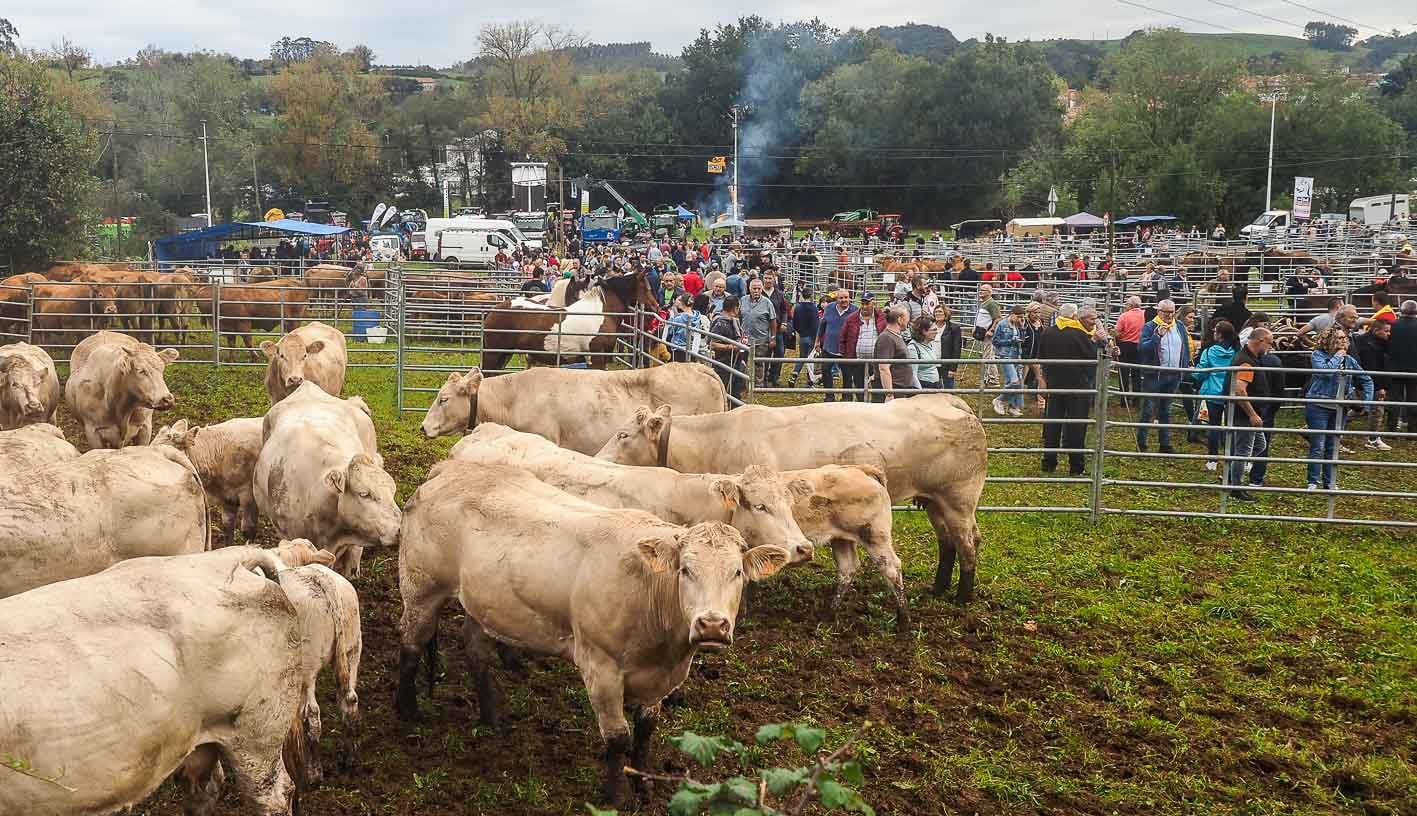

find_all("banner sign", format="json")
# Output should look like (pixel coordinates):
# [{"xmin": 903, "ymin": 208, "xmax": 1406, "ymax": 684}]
[{"xmin": 1293, "ymin": 176, "xmax": 1314, "ymax": 219}]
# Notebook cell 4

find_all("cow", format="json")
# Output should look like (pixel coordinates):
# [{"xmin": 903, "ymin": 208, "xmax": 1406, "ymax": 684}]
[
  {"xmin": 396, "ymin": 462, "xmax": 789, "ymax": 805},
  {"xmin": 77, "ymin": 267, "xmax": 158, "ymax": 335},
  {"xmin": 448, "ymin": 423, "xmax": 815, "ymax": 561},
  {"xmin": 261, "ymin": 320, "xmax": 348, "ymax": 404},
  {"xmin": 0, "ymin": 545, "xmax": 332, "ymax": 816},
  {"xmin": 0, "ymin": 441, "xmax": 207, "ymax": 598},
  {"xmin": 64, "ymin": 330, "xmax": 179, "ymax": 449},
  {"xmin": 420, "ymin": 362, "xmax": 726, "ymax": 454},
  {"xmin": 216, "ymin": 279, "xmax": 311, "ymax": 352},
  {"xmin": 155, "ymin": 417, "xmax": 263, "ymax": 544},
  {"xmin": 254, "ymin": 380, "xmax": 401, "ymax": 577},
  {"xmin": 31, "ymin": 281, "xmax": 120, "ymax": 348},
  {"xmin": 596, "ymin": 394, "xmax": 988, "ymax": 603},
  {"xmin": 0, "ymin": 422, "xmax": 79, "ymax": 475},
  {"xmin": 0, "ymin": 342, "xmax": 61, "ymax": 429},
  {"xmin": 304, "ymin": 262, "xmax": 350, "ymax": 300},
  {"xmin": 40, "ymin": 261, "xmax": 135, "ymax": 282},
  {"xmin": 480, "ymin": 269, "xmax": 657, "ymax": 371},
  {"xmin": 0, "ymin": 272, "xmax": 45, "ymax": 338},
  {"xmin": 273, "ymin": 558, "xmax": 363, "ymax": 789},
  {"xmin": 152, "ymin": 269, "xmax": 200, "ymax": 343}
]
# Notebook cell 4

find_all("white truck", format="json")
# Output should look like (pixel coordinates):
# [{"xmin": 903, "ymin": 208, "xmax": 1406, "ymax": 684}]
[
  {"xmin": 1239, "ymin": 209, "xmax": 1291, "ymax": 238},
  {"xmin": 1348, "ymin": 194, "xmax": 1409, "ymax": 228},
  {"xmin": 434, "ymin": 228, "xmax": 513, "ymax": 267},
  {"xmin": 425, "ymin": 217, "xmax": 538, "ymax": 253}
]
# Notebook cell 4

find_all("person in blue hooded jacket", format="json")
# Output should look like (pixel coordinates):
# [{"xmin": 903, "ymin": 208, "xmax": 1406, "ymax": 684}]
[
  {"xmin": 1136, "ymin": 299, "xmax": 1193, "ymax": 453},
  {"xmin": 1191, "ymin": 319, "xmax": 1237, "ymax": 470},
  {"xmin": 1304, "ymin": 326, "xmax": 1374, "ymax": 490}
]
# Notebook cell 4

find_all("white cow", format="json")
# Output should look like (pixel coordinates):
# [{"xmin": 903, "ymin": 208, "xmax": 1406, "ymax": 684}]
[
  {"xmin": 64, "ymin": 330, "xmax": 179, "ymax": 448},
  {"xmin": 0, "ymin": 422, "xmax": 79, "ymax": 476},
  {"xmin": 0, "ymin": 341, "xmax": 61, "ymax": 430},
  {"xmin": 261, "ymin": 320, "xmax": 348, "ymax": 404}
]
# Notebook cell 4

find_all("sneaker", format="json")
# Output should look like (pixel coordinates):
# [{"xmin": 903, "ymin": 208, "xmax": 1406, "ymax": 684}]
[
  {"xmin": 1007, "ymin": 406, "xmax": 1023, "ymax": 417},
  {"xmin": 992, "ymin": 399, "xmax": 1007, "ymax": 416},
  {"xmin": 1205, "ymin": 460, "xmax": 1218, "ymax": 471},
  {"xmin": 1339, "ymin": 443, "xmax": 1355, "ymax": 454},
  {"xmin": 1243, "ymin": 462, "xmax": 1253, "ymax": 475},
  {"xmin": 1366, "ymin": 438, "xmax": 1392, "ymax": 451},
  {"xmin": 1307, "ymin": 483, "xmax": 1319, "ymax": 491}
]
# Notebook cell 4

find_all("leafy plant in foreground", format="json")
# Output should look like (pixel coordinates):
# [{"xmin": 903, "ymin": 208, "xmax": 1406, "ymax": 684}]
[{"xmin": 588, "ymin": 721, "xmax": 874, "ymax": 816}]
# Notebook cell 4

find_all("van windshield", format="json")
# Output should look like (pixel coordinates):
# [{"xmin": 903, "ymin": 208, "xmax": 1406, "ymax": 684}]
[{"xmin": 1248, "ymin": 213, "xmax": 1276, "ymax": 227}]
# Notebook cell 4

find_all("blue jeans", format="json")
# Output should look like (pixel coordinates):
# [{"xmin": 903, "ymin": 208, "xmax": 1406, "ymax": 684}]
[
  {"xmin": 1206, "ymin": 399, "xmax": 1226, "ymax": 455},
  {"xmin": 767, "ymin": 332, "xmax": 786, "ymax": 385},
  {"xmin": 1305, "ymin": 404, "xmax": 1338, "ymax": 488},
  {"xmin": 790, "ymin": 337, "xmax": 814, "ymax": 384},
  {"xmin": 1001, "ymin": 362, "xmax": 1024, "ymax": 409},
  {"xmin": 1249, "ymin": 408, "xmax": 1277, "ymax": 485},
  {"xmin": 1225, "ymin": 423, "xmax": 1267, "ymax": 488},
  {"xmin": 1137, "ymin": 375, "xmax": 1182, "ymax": 449}
]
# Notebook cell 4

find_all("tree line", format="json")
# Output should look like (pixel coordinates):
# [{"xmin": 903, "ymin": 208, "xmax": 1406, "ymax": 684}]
[{"xmin": 1, "ymin": 16, "xmax": 1415, "ymax": 266}]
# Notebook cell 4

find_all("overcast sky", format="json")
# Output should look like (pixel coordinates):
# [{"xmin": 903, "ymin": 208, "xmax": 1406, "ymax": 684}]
[{"xmin": 6, "ymin": 1, "xmax": 1414, "ymax": 66}]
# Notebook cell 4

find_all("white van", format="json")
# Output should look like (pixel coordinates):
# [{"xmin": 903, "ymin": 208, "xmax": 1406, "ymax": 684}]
[
  {"xmin": 425, "ymin": 217, "xmax": 537, "ymax": 252},
  {"xmin": 434, "ymin": 228, "xmax": 512, "ymax": 266},
  {"xmin": 1349, "ymin": 194, "xmax": 1409, "ymax": 227},
  {"xmin": 369, "ymin": 234, "xmax": 402, "ymax": 261},
  {"xmin": 1239, "ymin": 209, "xmax": 1290, "ymax": 238}
]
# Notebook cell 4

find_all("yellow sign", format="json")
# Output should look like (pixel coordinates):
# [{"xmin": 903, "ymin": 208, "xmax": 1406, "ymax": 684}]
[
  {"xmin": 707, "ymin": 156, "xmax": 726, "ymax": 174},
  {"xmin": 263, "ymin": 208, "xmax": 286, "ymax": 222}
]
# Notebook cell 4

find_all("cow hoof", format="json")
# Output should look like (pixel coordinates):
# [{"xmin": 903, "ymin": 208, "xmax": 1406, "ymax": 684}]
[
  {"xmin": 929, "ymin": 580, "xmax": 952, "ymax": 597},
  {"xmin": 952, "ymin": 571, "xmax": 976, "ymax": 605},
  {"xmin": 394, "ymin": 690, "xmax": 421, "ymax": 722},
  {"xmin": 894, "ymin": 614, "xmax": 912, "ymax": 636}
]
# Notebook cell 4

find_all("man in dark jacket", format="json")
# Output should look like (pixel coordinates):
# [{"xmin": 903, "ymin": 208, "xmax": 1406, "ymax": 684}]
[
  {"xmin": 1040, "ymin": 304, "xmax": 1103, "ymax": 476},
  {"xmin": 761, "ymin": 270, "xmax": 791, "ymax": 386},
  {"xmin": 1353, "ymin": 321, "xmax": 1392, "ymax": 450},
  {"xmin": 789, "ymin": 285, "xmax": 820, "ymax": 388},
  {"xmin": 1382, "ymin": 300, "xmax": 1417, "ymax": 435},
  {"xmin": 813, "ymin": 288, "xmax": 859, "ymax": 402}
]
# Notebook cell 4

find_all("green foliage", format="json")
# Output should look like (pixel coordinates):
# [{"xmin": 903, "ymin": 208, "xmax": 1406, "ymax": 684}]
[
  {"xmin": 669, "ymin": 731, "xmax": 746, "ymax": 767},
  {"xmin": 1303, "ymin": 21, "xmax": 1358, "ymax": 52},
  {"xmin": 0, "ymin": 54, "xmax": 100, "ymax": 267}
]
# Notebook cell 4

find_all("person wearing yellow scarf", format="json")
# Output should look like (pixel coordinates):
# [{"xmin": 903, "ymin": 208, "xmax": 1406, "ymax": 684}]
[{"xmin": 1137, "ymin": 299, "xmax": 1190, "ymax": 453}]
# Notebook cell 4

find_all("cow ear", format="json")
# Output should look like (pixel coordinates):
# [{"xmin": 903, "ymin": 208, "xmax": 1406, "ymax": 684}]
[
  {"xmin": 324, "ymin": 469, "xmax": 346, "ymax": 494},
  {"xmin": 0, "ymin": 355, "xmax": 14, "ymax": 374},
  {"xmin": 313, "ymin": 549, "xmax": 337, "ymax": 567},
  {"xmin": 159, "ymin": 348, "xmax": 179, "ymax": 363},
  {"xmin": 305, "ymin": 340, "xmax": 325, "ymax": 355},
  {"xmin": 646, "ymin": 405, "xmax": 671, "ymax": 434},
  {"xmin": 632, "ymin": 405, "xmax": 652, "ymax": 425},
  {"xmin": 743, "ymin": 545, "xmax": 789, "ymax": 582},
  {"xmin": 787, "ymin": 478, "xmax": 814, "ymax": 501},
  {"xmin": 260, "ymin": 340, "xmax": 278, "ymax": 359},
  {"xmin": 711, "ymin": 478, "xmax": 739, "ymax": 511},
  {"xmin": 445, "ymin": 372, "xmax": 462, "ymax": 385},
  {"xmin": 636, "ymin": 536, "xmax": 680, "ymax": 573},
  {"xmin": 463, "ymin": 369, "xmax": 483, "ymax": 392}
]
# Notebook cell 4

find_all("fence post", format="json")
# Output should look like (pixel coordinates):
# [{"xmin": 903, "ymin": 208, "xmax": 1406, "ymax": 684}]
[
  {"xmin": 745, "ymin": 342, "xmax": 755, "ymax": 405},
  {"xmin": 395, "ymin": 277, "xmax": 406, "ymax": 413},
  {"xmin": 1328, "ymin": 373, "xmax": 1347, "ymax": 519},
  {"xmin": 1091, "ymin": 353, "xmax": 1111, "ymax": 523},
  {"xmin": 211, "ymin": 280, "xmax": 221, "ymax": 366},
  {"xmin": 1219, "ymin": 375, "xmax": 1236, "ymax": 514}
]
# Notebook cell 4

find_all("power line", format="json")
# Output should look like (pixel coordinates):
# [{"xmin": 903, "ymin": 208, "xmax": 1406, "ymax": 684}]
[
  {"xmin": 1115, "ymin": 0, "xmax": 1245, "ymax": 33},
  {"xmin": 1203, "ymin": 0, "xmax": 1304, "ymax": 30},
  {"xmin": 1271, "ymin": 0, "xmax": 1388, "ymax": 33}
]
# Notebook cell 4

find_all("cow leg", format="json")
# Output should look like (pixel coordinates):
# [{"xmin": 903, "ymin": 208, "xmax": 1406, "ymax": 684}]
[
  {"xmin": 177, "ymin": 744, "xmax": 225, "ymax": 816},
  {"xmin": 396, "ymin": 581, "xmax": 450, "ymax": 721},
  {"xmin": 81, "ymin": 422, "xmax": 105, "ymax": 451},
  {"xmin": 219, "ymin": 502, "xmax": 239, "ymax": 546},
  {"xmin": 829, "ymin": 539, "xmax": 863, "ymax": 617},
  {"xmin": 629, "ymin": 704, "xmax": 660, "ymax": 795},
  {"xmin": 302, "ymin": 691, "xmax": 324, "ymax": 790},
  {"xmin": 865, "ymin": 537, "xmax": 911, "ymax": 634},
  {"xmin": 332, "ymin": 544, "xmax": 362, "ymax": 579},
  {"xmin": 922, "ymin": 499, "xmax": 959, "ymax": 599},
  {"xmin": 462, "ymin": 617, "xmax": 503, "ymax": 727},
  {"xmin": 220, "ymin": 730, "xmax": 297, "ymax": 816},
  {"xmin": 925, "ymin": 496, "xmax": 981, "ymax": 604},
  {"xmin": 579, "ymin": 649, "xmax": 632, "ymax": 806},
  {"xmin": 238, "ymin": 487, "xmax": 259, "ymax": 541}
]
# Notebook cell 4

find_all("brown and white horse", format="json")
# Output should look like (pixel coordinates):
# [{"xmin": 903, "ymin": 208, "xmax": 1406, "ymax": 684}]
[{"xmin": 481, "ymin": 270, "xmax": 656, "ymax": 371}]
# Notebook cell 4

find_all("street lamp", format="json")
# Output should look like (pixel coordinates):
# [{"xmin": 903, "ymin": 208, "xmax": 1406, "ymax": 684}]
[{"xmin": 1260, "ymin": 90, "xmax": 1286, "ymax": 212}]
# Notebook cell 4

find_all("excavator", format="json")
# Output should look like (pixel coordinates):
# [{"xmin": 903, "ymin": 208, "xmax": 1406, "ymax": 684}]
[{"xmin": 574, "ymin": 177, "xmax": 650, "ymax": 243}]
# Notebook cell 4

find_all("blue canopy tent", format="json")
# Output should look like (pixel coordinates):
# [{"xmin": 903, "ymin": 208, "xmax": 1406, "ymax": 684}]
[
  {"xmin": 153, "ymin": 219, "xmax": 351, "ymax": 264},
  {"xmin": 1114, "ymin": 215, "xmax": 1177, "ymax": 226},
  {"xmin": 674, "ymin": 206, "xmax": 697, "ymax": 221}
]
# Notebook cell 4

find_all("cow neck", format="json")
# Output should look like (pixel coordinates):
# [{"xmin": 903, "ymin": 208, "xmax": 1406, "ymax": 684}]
[
  {"xmin": 656, "ymin": 421, "xmax": 671, "ymax": 468},
  {"xmin": 465, "ymin": 392, "xmax": 479, "ymax": 432}
]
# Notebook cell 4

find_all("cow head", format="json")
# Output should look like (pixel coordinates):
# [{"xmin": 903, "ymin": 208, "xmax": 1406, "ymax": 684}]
[
  {"xmin": 89, "ymin": 283, "xmax": 120, "ymax": 317},
  {"xmin": 595, "ymin": 404, "xmax": 671, "ymax": 466},
  {"xmin": 262, "ymin": 333, "xmax": 328, "ymax": 393},
  {"xmin": 274, "ymin": 538, "xmax": 338, "ymax": 568},
  {"xmin": 327, "ymin": 453, "xmax": 401, "ymax": 548},
  {"xmin": 712, "ymin": 465, "xmax": 814, "ymax": 563},
  {"xmin": 122, "ymin": 344, "xmax": 179, "ymax": 410},
  {"xmin": 421, "ymin": 368, "xmax": 483, "ymax": 438},
  {"xmin": 636, "ymin": 521, "xmax": 787, "ymax": 651},
  {"xmin": 152, "ymin": 418, "xmax": 199, "ymax": 452},
  {"xmin": 0, "ymin": 353, "xmax": 49, "ymax": 422}
]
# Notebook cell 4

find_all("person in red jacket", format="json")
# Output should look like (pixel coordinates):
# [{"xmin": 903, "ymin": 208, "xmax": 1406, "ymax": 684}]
[
  {"xmin": 839, "ymin": 293, "xmax": 888, "ymax": 401},
  {"xmin": 682, "ymin": 264, "xmax": 705, "ymax": 297}
]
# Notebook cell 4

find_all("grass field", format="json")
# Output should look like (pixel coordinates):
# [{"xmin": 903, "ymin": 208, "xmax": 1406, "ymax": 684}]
[{"xmin": 73, "ymin": 356, "xmax": 1416, "ymax": 816}]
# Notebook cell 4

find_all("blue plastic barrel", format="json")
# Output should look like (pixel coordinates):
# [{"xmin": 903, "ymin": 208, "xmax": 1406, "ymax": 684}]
[{"xmin": 351, "ymin": 310, "xmax": 380, "ymax": 340}]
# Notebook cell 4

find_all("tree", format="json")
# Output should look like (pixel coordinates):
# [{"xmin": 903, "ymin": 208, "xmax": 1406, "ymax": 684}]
[
  {"xmin": 347, "ymin": 44, "xmax": 375, "ymax": 73},
  {"xmin": 1303, "ymin": 21, "xmax": 1358, "ymax": 52},
  {"xmin": 50, "ymin": 37, "xmax": 90, "ymax": 80},
  {"xmin": 0, "ymin": 53, "xmax": 101, "ymax": 266},
  {"xmin": 269, "ymin": 36, "xmax": 335, "ymax": 67},
  {"xmin": 0, "ymin": 18, "xmax": 18, "ymax": 54},
  {"xmin": 473, "ymin": 21, "xmax": 584, "ymax": 162}
]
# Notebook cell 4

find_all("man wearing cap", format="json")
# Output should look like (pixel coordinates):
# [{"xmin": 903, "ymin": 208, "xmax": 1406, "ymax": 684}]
[
  {"xmin": 813, "ymin": 288, "xmax": 859, "ymax": 402},
  {"xmin": 741, "ymin": 278, "xmax": 779, "ymax": 387}
]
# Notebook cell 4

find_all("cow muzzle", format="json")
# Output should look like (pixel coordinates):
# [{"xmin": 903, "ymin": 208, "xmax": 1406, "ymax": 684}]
[
  {"xmin": 791, "ymin": 540, "xmax": 816, "ymax": 563},
  {"xmin": 23, "ymin": 400, "xmax": 45, "ymax": 416},
  {"xmin": 152, "ymin": 394, "xmax": 175, "ymax": 410},
  {"xmin": 691, "ymin": 614, "xmax": 733, "ymax": 650},
  {"xmin": 285, "ymin": 374, "xmax": 304, "ymax": 389},
  {"xmin": 103, "ymin": 305, "xmax": 119, "ymax": 315}
]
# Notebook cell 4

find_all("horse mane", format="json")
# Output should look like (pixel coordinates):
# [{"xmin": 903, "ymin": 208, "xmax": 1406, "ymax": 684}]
[{"xmin": 598, "ymin": 272, "xmax": 644, "ymax": 308}]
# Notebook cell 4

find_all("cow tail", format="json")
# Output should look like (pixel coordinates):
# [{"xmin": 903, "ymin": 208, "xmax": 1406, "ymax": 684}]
[
  {"xmin": 332, "ymin": 587, "xmax": 361, "ymax": 721},
  {"xmin": 282, "ymin": 685, "xmax": 313, "ymax": 794}
]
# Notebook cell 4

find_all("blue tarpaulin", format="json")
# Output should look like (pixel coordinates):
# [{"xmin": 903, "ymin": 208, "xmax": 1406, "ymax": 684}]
[
  {"xmin": 153, "ymin": 219, "xmax": 351, "ymax": 263},
  {"xmin": 674, "ymin": 206, "xmax": 696, "ymax": 220}
]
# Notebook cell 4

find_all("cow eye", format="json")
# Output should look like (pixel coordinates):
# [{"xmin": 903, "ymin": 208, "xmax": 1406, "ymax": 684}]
[
  {"xmin": 437, "ymin": 396, "xmax": 448, "ymax": 404},
  {"xmin": 357, "ymin": 490, "xmax": 371, "ymax": 499},
  {"xmin": 679, "ymin": 566, "xmax": 693, "ymax": 579},
  {"xmin": 753, "ymin": 504, "xmax": 766, "ymax": 512},
  {"xmin": 618, "ymin": 431, "xmax": 629, "ymax": 440},
  {"xmin": 735, "ymin": 568, "xmax": 744, "ymax": 580}
]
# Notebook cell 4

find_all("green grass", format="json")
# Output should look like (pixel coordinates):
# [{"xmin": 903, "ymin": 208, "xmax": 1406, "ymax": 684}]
[{"xmin": 114, "ymin": 357, "xmax": 1415, "ymax": 816}]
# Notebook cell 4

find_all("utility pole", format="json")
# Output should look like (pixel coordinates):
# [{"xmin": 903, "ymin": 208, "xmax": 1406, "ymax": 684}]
[
  {"xmin": 730, "ymin": 104, "xmax": 741, "ymax": 238},
  {"xmin": 111, "ymin": 123, "xmax": 118, "ymax": 219},
  {"xmin": 200, "ymin": 119, "xmax": 213, "ymax": 227},
  {"xmin": 1262, "ymin": 91, "xmax": 1284, "ymax": 212},
  {"xmin": 251, "ymin": 141, "xmax": 261, "ymax": 215}
]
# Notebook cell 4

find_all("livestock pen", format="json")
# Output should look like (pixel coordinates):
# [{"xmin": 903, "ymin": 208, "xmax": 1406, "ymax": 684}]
[{"xmin": 4, "ymin": 263, "xmax": 1413, "ymax": 815}]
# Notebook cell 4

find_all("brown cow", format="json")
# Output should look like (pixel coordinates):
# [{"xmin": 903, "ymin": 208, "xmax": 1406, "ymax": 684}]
[
  {"xmin": 304, "ymin": 263, "xmax": 351, "ymax": 299},
  {"xmin": 152, "ymin": 270, "xmax": 199, "ymax": 344},
  {"xmin": 0, "ymin": 273, "xmax": 45, "ymax": 338},
  {"xmin": 481, "ymin": 270, "xmax": 656, "ymax": 371},
  {"xmin": 77, "ymin": 268, "xmax": 157, "ymax": 336},
  {"xmin": 31, "ymin": 282, "xmax": 120, "ymax": 349},
  {"xmin": 216, "ymin": 279, "xmax": 310, "ymax": 352}
]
